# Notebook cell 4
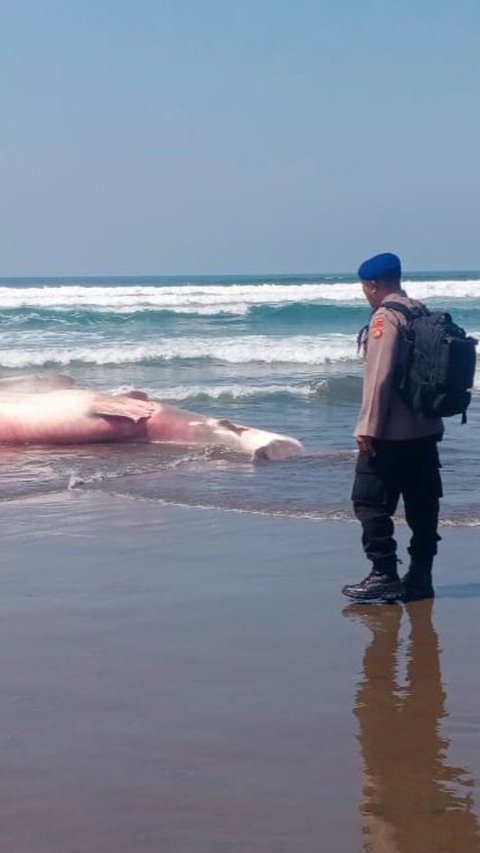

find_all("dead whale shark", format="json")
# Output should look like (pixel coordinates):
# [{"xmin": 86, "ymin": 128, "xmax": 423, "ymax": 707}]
[{"xmin": 0, "ymin": 375, "xmax": 304, "ymax": 461}]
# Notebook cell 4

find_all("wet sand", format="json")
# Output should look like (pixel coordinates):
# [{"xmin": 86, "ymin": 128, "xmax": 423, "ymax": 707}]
[{"xmin": 1, "ymin": 494, "xmax": 479, "ymax": 852}]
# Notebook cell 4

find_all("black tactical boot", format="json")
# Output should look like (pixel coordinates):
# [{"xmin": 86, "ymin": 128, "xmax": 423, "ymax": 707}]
[
  {"xmin": 401, "ymin": 556, "xmax": 434, "ymax": 602},
  {"xmin": 342, "ymin": 558, "xmax": 403, "ymax": 603}
]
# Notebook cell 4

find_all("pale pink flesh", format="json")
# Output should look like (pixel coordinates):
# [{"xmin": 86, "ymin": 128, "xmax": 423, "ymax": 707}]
[{"xmin": 0, "ymin": 387, "xmax": 304, "ymax": 460}]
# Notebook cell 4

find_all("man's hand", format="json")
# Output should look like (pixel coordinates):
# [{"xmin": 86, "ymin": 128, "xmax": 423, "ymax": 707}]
[{"xmin": 356, "ymin": 435, "xmax": 376, "ymax": 456}]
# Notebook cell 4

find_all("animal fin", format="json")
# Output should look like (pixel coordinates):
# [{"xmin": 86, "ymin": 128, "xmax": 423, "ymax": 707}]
[
  {"xmin": 91, "ymin": 394, "xmax": 155, "ymax": 424},
  {"xmin": 217, "ymin": 418, "xmax": 248, "ymax": 435}
]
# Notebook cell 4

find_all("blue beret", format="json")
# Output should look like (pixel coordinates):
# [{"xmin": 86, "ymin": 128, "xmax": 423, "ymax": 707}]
[{"xmin": 357, "ymin": 252, "xmax": 401, "ymax": 281}]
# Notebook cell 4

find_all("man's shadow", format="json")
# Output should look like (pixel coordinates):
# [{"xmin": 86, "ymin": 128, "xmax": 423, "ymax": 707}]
[{"xmin": 344, "ymin": 602, "xmax": 480, "ymax": 853}]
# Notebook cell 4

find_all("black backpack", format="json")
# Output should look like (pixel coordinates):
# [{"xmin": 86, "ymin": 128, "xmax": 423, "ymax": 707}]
[{"xmin": 381, "ymin": 301, "xmax": 477, "ymax": 423}]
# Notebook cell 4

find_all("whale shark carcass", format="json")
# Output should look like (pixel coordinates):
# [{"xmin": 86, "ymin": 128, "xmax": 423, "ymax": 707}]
[{"xmin": 0, "ymin": 375, "xmax": 304, "ymax": 461}]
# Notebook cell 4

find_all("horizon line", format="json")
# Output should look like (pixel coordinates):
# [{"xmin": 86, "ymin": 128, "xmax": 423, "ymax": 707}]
[{"xmin": 1, "ymin": 267, "xmax": 480, "ymax": 281}]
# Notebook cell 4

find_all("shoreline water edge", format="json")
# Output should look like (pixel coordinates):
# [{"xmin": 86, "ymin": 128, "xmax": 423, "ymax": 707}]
[{"xmin": 1, "ymin": 271, "xmax": 480, "ymax": 524}]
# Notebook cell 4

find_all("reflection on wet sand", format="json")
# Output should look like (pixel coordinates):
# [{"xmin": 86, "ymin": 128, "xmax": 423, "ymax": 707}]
[{"xmin": 345, "ymin": 602, "xmax": 480, "ymax": 853}]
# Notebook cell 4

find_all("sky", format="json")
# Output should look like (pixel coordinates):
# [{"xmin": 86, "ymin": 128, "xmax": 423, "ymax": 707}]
[{"xmin": 1, "ymin": 0, "xmax": 479, "ymax": 276}]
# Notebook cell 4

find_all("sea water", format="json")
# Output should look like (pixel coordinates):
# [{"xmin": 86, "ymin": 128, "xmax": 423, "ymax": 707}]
[{"xmin": 1, "ymin": 272, "xmax": 479, "ymax": 525}]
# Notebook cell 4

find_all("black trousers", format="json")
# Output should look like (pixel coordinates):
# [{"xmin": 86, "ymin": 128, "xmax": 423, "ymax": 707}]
[{"xmin": 351, "ymin": 436, "xmax": 443, "ymax": 565}]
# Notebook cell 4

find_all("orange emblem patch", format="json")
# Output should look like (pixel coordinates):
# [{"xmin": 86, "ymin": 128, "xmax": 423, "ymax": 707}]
[{"xmin": 370, "ymin": 315, "xmax": 384, "ymax": 339}]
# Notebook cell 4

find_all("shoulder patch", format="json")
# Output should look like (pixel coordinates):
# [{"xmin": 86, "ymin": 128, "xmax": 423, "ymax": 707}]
[{"xmin": 370, "ymin": 314, "xmax": 384, "ymax": 339}]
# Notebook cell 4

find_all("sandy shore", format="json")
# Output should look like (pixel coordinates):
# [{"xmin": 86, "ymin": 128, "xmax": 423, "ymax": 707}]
[{"xmin": 1, "ymin": 493, "xmax": 479, "ymax": 852}]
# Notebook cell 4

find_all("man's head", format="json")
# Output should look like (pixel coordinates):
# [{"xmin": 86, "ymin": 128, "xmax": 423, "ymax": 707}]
[{"xmin": 357, "ymin": 252, "xmax": 402, "ymax": 309}]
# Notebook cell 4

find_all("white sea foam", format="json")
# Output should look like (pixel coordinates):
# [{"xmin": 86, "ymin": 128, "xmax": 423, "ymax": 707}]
[
  {"xmin": 112, "ymin": 383, "xmax": 317, "ymax": 402},
  {"xmin": 2, "ymin": 327, "xmax": 480, "ymax": 375},
  {"xmin": 0, "ymin": 334, "xmax": 358, "ymax": 368},
  {"xmin": 2, "ymin": 279, "xmax": 480, "ymax": 313}
]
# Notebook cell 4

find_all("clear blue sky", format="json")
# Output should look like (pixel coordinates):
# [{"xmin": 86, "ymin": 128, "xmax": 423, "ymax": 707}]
[{"xmin": 1, "ymin": 0, "xmax": 479, "ymax": 275}]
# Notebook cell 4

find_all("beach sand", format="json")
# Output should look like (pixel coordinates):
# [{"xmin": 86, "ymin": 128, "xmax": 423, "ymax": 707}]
[{"xmin": 1, "ymin": 493, "xmax": 479, "ymax": 852}]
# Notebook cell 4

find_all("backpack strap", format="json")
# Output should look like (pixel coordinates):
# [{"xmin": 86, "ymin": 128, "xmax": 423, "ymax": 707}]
[
  {"xmin": 356, "ymin": 323, "xmax": 369, "ymax": 352},
  {"xmin": 382, "ymin": 300, "xmax": 430, "ymax": 320},
  {"xmin": 376, "ymin": 302, "xmax": 429, "ymax": 394},
  {"xmin": 356, "ymin": 301, "xmax": 428, "ymax": 353}
]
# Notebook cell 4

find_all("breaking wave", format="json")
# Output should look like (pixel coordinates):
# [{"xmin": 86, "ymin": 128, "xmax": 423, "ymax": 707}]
[
  {"xmin": 1, "ymin": 278, "xmax": 480, "ymax": 315},
  {"xmin": 0, "ymin": 335, "xmax": 358, "ymax": 368}
]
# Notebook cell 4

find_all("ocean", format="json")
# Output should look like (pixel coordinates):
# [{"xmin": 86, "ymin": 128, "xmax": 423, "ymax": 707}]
[{"xmin": 1, "ymin": 272, "xmax": 480, "ymax": 526}]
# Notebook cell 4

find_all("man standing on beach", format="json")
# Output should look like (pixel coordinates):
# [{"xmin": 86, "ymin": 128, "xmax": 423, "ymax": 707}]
[{"xmin": 342, "ymin": 252, "xmax": 443, "ymax": 603}]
